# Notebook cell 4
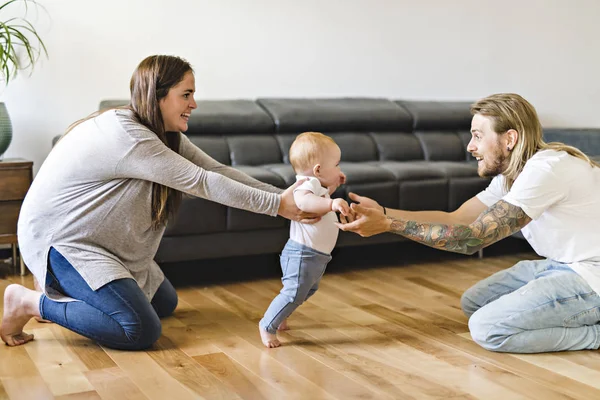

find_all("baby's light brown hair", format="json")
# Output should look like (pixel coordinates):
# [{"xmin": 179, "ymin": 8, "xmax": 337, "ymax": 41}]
[{"xmin": 289, "ymin": 131, "xmax": 338, "ymax": 174}]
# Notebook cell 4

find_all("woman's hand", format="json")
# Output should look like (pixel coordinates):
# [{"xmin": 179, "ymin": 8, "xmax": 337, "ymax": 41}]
[
  {"xmin": 278, "ymin": 179, "xmax": 322, "ymax": 224},
  {"xmin": 336, "ymin": 204, "xmax": 391, "ymax": 237}
]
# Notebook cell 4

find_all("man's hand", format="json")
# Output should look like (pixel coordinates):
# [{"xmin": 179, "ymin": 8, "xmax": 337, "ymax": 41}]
[
  {"xmin": 278, "ymin": 179, "xmax": 322, "ymax": 224},
  {"xmin": 331, "ymin": 198, "xmax": 350, "ymax": 216},
  {"xmin": 348, "ymin": 192, "xmax": 384, "ymax": 213},
  {"xmin": 335, "ymin": 203, "xmax": 390, "ymax": 237}
]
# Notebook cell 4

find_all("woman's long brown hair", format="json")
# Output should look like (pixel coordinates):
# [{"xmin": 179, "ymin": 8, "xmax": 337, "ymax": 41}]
[
  {"xmin": 130, "ymin": 55, "xmax": 192, "ymax": 229},
  {"xmin": 60, "ymin": 55, "xmax": 193, "ymax": 229}
]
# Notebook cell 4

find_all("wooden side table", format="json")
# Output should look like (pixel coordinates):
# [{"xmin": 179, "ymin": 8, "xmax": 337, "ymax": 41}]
[{"xmin": 0, "ymin": 158, "xmax": 33, "ymax": 275}]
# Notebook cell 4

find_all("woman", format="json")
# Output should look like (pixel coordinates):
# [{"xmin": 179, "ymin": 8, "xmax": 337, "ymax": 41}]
[{"xmin": 1, "ymin": 55, "xmax": 318, "ymax": 350}]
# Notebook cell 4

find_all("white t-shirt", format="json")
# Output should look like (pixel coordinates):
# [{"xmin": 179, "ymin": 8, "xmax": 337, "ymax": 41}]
[
  {"xmin": 477, "ymin": 149, "xmax": 600, "ymax": 294},
  {"xmin": 289, "ymin": 176, "xmax": 340, "ymax": 254}
]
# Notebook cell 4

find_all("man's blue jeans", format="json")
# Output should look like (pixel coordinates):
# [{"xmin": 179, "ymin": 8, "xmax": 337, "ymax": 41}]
[
  {"xmin": 39, "ymin": 247, "xmax": 177, "ymax": 350},
  {"xmin": 462, "ymin": 258, "xmax": 600, "ymax": 353}
]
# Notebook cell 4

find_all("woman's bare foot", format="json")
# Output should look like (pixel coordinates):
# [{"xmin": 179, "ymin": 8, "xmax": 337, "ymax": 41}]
[
  {"xmin": 258, "ymin": 325, "xmax": 281, "ymax": 348},
  {"xmin": 32, "ymin": 277, "xmax": 51, "ymax": 323},
  {"xmin": 278, "ymin": 319, "xmax": 289, "ymax": 331},
  {"xmin": 1, "ymin": 284, "xmax": 42, "ymax": 346}
]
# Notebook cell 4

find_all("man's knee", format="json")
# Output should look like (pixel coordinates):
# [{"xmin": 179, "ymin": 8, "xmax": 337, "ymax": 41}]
[
  {"xmin": 468, "ymin": 308, "xmax": 515, "ymax": 352},
  {"xmin": 460, "ymin": 288, "xmax": 480, "ymax": 318}
]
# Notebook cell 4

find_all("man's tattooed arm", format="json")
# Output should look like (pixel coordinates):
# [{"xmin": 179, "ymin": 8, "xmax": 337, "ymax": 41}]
[{"xmin": 388, "ymin": 200, "xmax": 532, "ymax": 255}]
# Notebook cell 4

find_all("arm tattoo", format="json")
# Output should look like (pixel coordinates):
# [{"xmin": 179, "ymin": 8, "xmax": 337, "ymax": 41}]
[{"xmin": 389, "ymin": 200, "xmax": 532, "ymax": 255}]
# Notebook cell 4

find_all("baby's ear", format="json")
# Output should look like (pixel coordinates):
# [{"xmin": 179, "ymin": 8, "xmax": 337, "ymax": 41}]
[{"xmin": 312, "ymin": 164, "xmax": 321, "ymax": 176}]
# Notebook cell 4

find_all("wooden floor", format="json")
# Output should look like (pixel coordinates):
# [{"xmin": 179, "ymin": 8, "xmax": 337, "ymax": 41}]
[{"xmin": 1, "ymin": 252, "xmax": 600, "ymax": 399}]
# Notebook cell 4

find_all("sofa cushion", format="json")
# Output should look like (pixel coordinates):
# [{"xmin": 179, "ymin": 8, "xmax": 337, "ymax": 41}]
[
  {"xmin": 164, "ymin": 197, "xmax": 227, "ymax": 236},
  {"xmin": 224, "ymin": 165, "xmax": 287, "ymax": 231},
  {"xmin": 370, "ymin": 132, "xmax": 424, "ymax": 161},
  {"xmin": 187, "ymin": 136, "xmax": 231, "ymax": 165},
  {"xmin": 373, "ymin": 161, "xmax": 446, "ymax": 181},
  {"xmin": 227, "ymin": 135, "xmax": 283, "ymax": 166},
  {"xmin": 262, "ymin": 164, "xmax": 296, "ymax": 186},
  {"xmin": 396, "ymin": 100, "xmax": 473, "ymax": 131},
  {"xmin": 369, "ymin": 161, "xmax": 448, "ymax": 211},
  {"xmin": 257, "ymin": 98, "xmax": 413, "ymax": 133},
  {"xmin": 330, "ymin": 133, "xmax": 379, "ymax": 162},
  {"xmin": 186, "ymin": 100, "xmax": 274, "ymax": 136},
  {"xmin": 424, "ymin": 161, "xmax": 479, "ymax": 178},
  {"xmin": 415, "ymin": 132, "xmax": 466, "ymax": 161}
]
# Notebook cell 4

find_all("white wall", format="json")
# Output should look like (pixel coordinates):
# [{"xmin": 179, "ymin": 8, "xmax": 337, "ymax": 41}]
[{"xmin": 1, "ymin": 0, "xmax": 599, "ymax": 173}]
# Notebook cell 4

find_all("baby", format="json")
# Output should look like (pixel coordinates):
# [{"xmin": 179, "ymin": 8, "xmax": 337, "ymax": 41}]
[{"xmin": 259, "ymin": 131, "xmax": 349, "ymax": 348}]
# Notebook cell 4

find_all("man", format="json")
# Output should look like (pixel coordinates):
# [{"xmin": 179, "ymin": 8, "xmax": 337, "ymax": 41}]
[{"xmin": 337, "ymin": 93, "xmax": 600, "ymax": 353}]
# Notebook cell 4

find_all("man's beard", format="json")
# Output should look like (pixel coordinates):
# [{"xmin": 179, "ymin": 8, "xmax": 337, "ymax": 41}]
[{"xmin": 478, "ymin": 146, "xmax": 508, "ymax": 178}]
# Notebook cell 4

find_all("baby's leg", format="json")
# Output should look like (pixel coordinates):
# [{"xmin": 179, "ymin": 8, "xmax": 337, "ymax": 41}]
[
  {"xmin": 259, "ymin": 249, "xmax": 321, "ymax": 347},
  {"xmin": 278, "ymin": 319, "xmax": 289, "ymax": 331},
  {"xmin": 278, "ymin": 277, "xmax": 323, "ymax": 332}
]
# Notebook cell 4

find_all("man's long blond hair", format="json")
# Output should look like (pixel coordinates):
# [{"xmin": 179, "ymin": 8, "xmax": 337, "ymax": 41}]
[
  {"xmin": 471, "ymin": 93, "xmax": 598, "ymax": 191},
  {"xmin": 289, "ymin": 132, "xmax": 337, "ymax": 173}
]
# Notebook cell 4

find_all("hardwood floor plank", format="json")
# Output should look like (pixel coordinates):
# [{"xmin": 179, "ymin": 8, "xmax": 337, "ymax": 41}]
[
  {"xmin": 325, "ymin": 274, "xmax": 469, "ymax": 333},
  {"xmin": 50, "ymin": 325, "xmax": 116, "ymax": 371},
  {"xmin": 23, "ymin": 327, "xmax": 95, "ymax": 396},
  {"xmin": 0, "ymin": 380, "xmax": 7, "ymax": 400},
  {"xmin": 162, "ymin": 299, "xmax": 223, "ymax": 357},
  {"xmin": 216, "ymin": 281, "xmax": 482, "ymax": 399},
  {"xmin": 512, "ymin": 353, "xmax": 600, "ymax": 389},
  {"xmin": 179, "ymin": 288, "xmax": 354, "ymax": 400},
  {"xmin": 200, "ymin": 287, "xmax": 386, "ymax": 399},
  {"xmin": 1, "ymin": 376, "xmax": 54, "ymax": 400},
  {"xmin": 104, "ymin": 348, "xmax": 200, "ymax": 400},
  {"xmin": 54, "ymin": 391, "xmax": 102, "ymax": 399},
  {"xmin": 84, "ymin": 367, "xmax": 148, "ymax": 400},
  {"xmin": 285, "ymin": 327, "xmax": 469, "ymax": 400},
  {"xmin": 371, "ymin": 324, "xmax": 574, "ymax": 400},
  {"xmin": 275, "ymin": 289, "xmax": 546, "ymax": 400},
  {"xmin": 362, "ymin": 303, "xmax": 600, "ymax": 399},
  {"xmin": 148, "ymin": 335, "xmax": 243, "ymax": 399},
  {"xmin": 194, "ymin": 352, "xmax": 286, "ymax": 400}
]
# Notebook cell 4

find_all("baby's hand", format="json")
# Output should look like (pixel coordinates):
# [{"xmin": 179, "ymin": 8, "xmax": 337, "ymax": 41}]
[{"xmin": 331, "ymin": 198, "xmax": 350, "ymax": 216}]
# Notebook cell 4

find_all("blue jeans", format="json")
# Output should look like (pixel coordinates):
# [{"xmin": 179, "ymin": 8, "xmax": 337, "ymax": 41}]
[
  {"xmin": 39, "ymin": 247, "xmax": 178, "ymax": 350},
  {"xmin": 260, "ymin": 239, "xmax": 332, "ymax": 334},
  {"xmin": 461, "ymin": 258, "xmax": 600, "ymax": 353}
]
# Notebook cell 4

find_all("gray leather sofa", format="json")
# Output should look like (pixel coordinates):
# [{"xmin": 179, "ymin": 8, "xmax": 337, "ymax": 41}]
[
  {"xmin": 55, "ymin": 98, "xmax": 600, "ymax": 263},
  {"xmin": 154, "ymin": 98, "xmax": 488, "ymax": 263}
]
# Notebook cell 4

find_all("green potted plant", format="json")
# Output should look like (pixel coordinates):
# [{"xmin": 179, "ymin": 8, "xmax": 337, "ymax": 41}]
[{"xmin": 0, "ymin": 0, "xmax": 47, "ymax": 160}]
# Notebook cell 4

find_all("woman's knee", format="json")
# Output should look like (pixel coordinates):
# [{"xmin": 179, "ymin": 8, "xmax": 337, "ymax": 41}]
[
  {"xmin": 153, "ymin": 292, "xmax": 178, "ymax": 319},
  {"xmin": 116, "ymin": 310, "xmax": 163, "ymax": 350},
  {"xmin": 151, "ymin": 279, "xmax": 179, "ymax": 318}
]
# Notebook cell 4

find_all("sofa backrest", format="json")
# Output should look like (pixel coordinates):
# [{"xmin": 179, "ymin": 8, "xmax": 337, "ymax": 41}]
[
  {"xmin": 257, "ymin": 98, "xmax": 415, "ymax": 164},
  {"xmin": 397, "ymin": 100, "xmax": 474, "ymax": 162},
  {"xmin": 97, "ymin": 98, "xmax": 477, "ymax": 165}
]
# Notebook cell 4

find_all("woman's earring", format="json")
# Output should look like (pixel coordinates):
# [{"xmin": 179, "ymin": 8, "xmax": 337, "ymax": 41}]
[{"xmin": 507, "ymin": 146, "xmax": 511, "ymax": 151}]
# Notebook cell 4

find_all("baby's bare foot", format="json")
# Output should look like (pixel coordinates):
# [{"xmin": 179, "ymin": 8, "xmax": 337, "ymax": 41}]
[
  {"xmin": 1, "ymin": 284, "xmax": 42, "ymax": 346},
  {"xmin": 259, "ymin": 325, "xmax": 281, "ymax": 348},
  {"xmin": 278, "ymin": 319, "xmax": 289, "ymax": 331}
]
